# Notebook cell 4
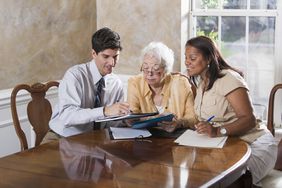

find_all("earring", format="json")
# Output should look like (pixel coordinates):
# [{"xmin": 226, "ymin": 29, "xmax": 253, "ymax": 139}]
[{"xmin": 207, "ymin": 64, "xmax": 210, "ymax": 68}]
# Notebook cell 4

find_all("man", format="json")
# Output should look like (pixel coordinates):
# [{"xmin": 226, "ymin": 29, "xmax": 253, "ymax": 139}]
[{"xmin": 48, "ymin": 27, "xmax": 130, "ymax": 138}]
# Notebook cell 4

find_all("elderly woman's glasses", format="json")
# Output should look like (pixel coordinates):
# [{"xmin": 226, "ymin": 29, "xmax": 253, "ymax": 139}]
[{"xmin": 141, "ymin": 65, "xmax": 163, "ymax": 76}]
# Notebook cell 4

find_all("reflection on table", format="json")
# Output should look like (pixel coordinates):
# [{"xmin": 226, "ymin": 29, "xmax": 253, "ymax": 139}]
[{"xmin": 0, "ymin": 129, "xmax": 251, "ymax": 188}]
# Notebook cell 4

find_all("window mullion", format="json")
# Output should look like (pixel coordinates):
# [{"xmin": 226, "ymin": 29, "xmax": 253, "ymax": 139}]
[
  {"xmin": 191, "ymin": 10, "xmax": 277, "ymax": 17},
  {"xmin": 218, "ymin": 16, "xmax": 222, "ymax": 49},
  {"xmin": 219, "ymin": 0, "xmax": 223, "ymax": 10},
  {"xmin": 245, "ymin": 16, "xmax": 249, "ymax": 82},
  {"xmin": 218, "ymin": 0, "xmax": 222, "ymax": 51}
]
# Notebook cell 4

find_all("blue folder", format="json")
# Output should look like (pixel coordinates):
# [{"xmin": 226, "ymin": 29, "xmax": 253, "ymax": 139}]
[{"xmin": 131, "ymin": 113, "xmax": 174, "ymax": 129}]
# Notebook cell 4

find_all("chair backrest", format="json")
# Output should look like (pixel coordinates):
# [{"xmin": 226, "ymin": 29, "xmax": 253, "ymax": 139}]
[
  {"xmin": 10, "ymin": 81, "xmax": 59, "ymax": 151},
  {"xmin": 266, "ymin": 83, "xmax": 282, "ymax": 170},
  {"xmin": 267, "ymin": 83, "xmax": 282, "ymax": 136}
]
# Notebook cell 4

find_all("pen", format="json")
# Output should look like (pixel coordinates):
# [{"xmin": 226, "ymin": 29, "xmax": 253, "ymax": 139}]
[{"xmin": 206, "ymin": 115, "xmax": 215, "ymax": 122}]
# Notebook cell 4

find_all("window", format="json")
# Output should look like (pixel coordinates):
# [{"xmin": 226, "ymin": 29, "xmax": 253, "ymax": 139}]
[{"xmin": 186, "ymin": 0, "xmax": 282, "ymax": 121}]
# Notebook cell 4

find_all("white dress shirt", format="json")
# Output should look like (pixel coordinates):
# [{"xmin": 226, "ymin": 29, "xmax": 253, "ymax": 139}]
[{"xmin": 50, "ymin": 60, "xmax": 124, "ymax": 137}]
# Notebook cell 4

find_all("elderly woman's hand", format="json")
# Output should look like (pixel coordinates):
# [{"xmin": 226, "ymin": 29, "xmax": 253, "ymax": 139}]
[
  {"xmin": 157, "ymin": 120, "xmax": 178, "ymax": 133},
  {"xmin": 122, "ymin": 118, "xmax": 140, "ymax": 127},
  {"xmin": 157, "ymin": 116, "xmax": 183, "ymax": 133}
]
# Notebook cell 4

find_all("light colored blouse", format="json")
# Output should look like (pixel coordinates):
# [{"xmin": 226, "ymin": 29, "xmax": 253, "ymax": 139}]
[
  {"xmin": 127, "ymin": 73, "xmax": 197, "ymax": 127},
  {"xmin": 194, "ymin": 69, "xmax": 267, "ymax": 143}
]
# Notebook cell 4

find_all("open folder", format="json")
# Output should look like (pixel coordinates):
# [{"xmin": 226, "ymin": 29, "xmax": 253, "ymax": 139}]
[
  {"xmin": 131, "ymin": 113, "xmax": 174, "ymax": 129},
  {"xmin": 108, "ymin": 127, "xmax": 152, "ymax": 139},
  {"xmin": 96, "ymin": 112, "xmax": 158, "ymax": 122}
]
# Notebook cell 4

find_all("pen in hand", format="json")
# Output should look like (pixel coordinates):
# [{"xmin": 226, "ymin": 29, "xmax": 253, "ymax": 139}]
[
  {"xmin": 195, "ymin": 115, "xmax": 215, "ymax": 136},
  {"xmin": 206, "ymin": 115, "xmax": 215, "ymax": 123},
  {"xmin": 195, "ymin": 115, "xmax": 215, "ymax": 129}
]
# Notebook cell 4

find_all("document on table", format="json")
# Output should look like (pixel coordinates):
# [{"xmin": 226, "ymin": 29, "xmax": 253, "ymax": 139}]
[
  {"xmin": 96, "ymin": 112, "xmax": 158, "ymax": 122},
  {"xmin": 109, "ymin": 127, "xmax": 152, "ymax": 140},
  {"xmin": 174, "ymin": 129, "xmax": 228, "ymax": 148}
]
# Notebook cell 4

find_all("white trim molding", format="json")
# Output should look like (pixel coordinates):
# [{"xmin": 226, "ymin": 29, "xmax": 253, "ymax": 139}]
[{"xmin": 0, "ymin": 74, "xmax": 130, "ymax": 157}]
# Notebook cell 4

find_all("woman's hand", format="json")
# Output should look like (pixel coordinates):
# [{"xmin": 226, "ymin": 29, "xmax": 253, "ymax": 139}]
[
  {"xmin": 195, "ymin": 121, "xmax": 218, "ymax": 137},
  {"xmin": 122, "ymin": 118, "xmax": 140, "ymax": 127},
  {"xmin": 158, "ymin": 120, "xmax": 178, "ymax": 133},
  {"xmin": 157, "ymin": 116, "xmax": 180, "ymax": 133}
]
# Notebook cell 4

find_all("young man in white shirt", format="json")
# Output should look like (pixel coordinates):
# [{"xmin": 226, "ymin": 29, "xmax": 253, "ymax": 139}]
[{"xmin": 47, "ymin": 27, "xmax": 130, "ymax": 138}]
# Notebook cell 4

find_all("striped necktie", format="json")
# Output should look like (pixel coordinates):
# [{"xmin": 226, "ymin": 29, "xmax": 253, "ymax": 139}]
[
  {"xmin": 94, "ymin": 78, "xmax": 105, "ymax": 108},
  {"xmin": 93, "ymin": 78, "xmax": 104, "ymax": 130}
]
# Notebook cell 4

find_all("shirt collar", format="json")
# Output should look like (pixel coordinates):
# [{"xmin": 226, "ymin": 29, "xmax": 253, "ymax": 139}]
[{"xmin": 90, "ymin": 59, "xmax": 103, "ymax": 85}]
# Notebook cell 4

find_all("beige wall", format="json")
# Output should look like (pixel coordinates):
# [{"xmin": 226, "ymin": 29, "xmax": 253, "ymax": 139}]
[
  {"xmin": 0, "ymin": 0, "xmax": 182, "ymax": 90},
  {"xmin": 0, "ymin": 0, "xmax": 97, "ymax": 90},
  {"xmin": 97, "ymin": 0, "xmax": 181, "ymax": 75}
]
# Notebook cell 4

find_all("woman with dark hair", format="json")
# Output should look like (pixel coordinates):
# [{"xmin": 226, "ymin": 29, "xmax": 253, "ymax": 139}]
[{"xmin": 185, "ymin": 36, "xmax": 277, "ymax": 186}]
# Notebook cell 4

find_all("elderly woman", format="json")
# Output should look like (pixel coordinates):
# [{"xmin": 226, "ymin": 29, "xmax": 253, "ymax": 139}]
[
  {"xmin": 185, "ymin": 36, "xmax": 277, "ymax": 186},
  {"xmin": 127, "ymin": 42, "xmax": 197, "ymax": 132}
]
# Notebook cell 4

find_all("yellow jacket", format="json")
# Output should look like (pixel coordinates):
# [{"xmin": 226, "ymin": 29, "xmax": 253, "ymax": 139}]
[{"xmin": 127, "ymin": 73, "xmax": 197, "ymax": 128}]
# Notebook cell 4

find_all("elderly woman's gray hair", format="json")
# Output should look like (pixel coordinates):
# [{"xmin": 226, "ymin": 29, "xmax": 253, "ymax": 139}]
[{"xmin": 140, "ymin": 42, "xmax": 174, "ymax": 73}]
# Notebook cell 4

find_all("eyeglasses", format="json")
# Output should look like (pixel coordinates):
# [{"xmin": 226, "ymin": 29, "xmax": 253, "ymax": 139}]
[{"xmin": 141, "ymin": 65, "xmax": 164, "ymax": 76}]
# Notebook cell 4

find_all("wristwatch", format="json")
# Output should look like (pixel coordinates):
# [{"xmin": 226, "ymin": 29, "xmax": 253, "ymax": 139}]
[{"xmin": 219, "ymin": 127, "xmax": 227, "ymax": 136}]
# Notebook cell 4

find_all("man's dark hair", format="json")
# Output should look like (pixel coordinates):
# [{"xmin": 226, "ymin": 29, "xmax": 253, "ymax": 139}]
[{"xmin": 91, "ymin": 27, "xmax": 122, "ymax": 53}]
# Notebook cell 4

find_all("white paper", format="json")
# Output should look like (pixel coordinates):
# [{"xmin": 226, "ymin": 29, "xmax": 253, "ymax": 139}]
[
  {"xmin": 174, "ymin": 130, "xmax": 228, "ymax": 148},
  {"xmin": 109, "ymin": 127, "xmax": 152, "ymax": 139}
]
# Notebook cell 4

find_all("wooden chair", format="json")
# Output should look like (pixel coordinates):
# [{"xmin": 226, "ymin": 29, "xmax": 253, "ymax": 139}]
[
  {"xmin": 266, "ymin": 83, "xmax": 282, "ymax": 170},
  {"xmin": 10, "ymin": 81, "xmax": 59, "ymax": 151}
]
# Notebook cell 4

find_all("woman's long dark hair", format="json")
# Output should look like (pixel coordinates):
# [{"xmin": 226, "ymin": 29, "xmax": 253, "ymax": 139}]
[{"xmin": 185, "ymin": 36, "xmax": 243, "ymax": 91}]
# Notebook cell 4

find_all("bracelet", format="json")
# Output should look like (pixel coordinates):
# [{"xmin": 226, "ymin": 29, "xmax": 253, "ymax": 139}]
[
  {"xmin": 212, "ymin": 122, "xmax": 223, "ymax": 127},
  {"xmin": 211, "ymin": 123, "xmax": 224, "ymax": 137}
]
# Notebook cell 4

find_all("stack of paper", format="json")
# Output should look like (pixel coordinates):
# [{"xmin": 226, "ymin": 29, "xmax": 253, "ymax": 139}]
[
  {"xmin": 109, "ymin": 127, "xmax": 152, "ymax": 140},
  {"xmin": 96, "ymin": 112, "xmax": 158, "ymax": 122},
  {"xmin": 174, "ymin": 130, "xmax": 228, "ymax": 148}
]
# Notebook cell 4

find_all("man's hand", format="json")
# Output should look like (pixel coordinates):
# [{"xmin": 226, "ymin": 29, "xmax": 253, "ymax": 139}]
[{"xmin": 104, "ymin": 102, "xmax": 130, "ymax": 116}]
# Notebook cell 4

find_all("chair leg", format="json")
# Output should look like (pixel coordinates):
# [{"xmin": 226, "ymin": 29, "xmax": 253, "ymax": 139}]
[
  {"xmin": 227, "ymin": 170, "xmax": 253, "ymax": 188},
  {"xmin": 274, "ymin": 139, "xmax": 282, "ymax": 170}
]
